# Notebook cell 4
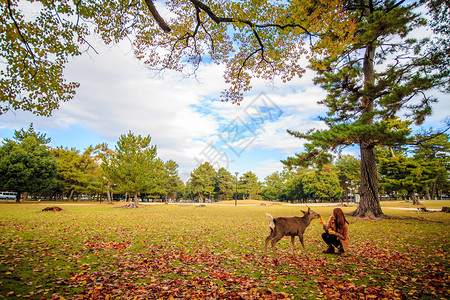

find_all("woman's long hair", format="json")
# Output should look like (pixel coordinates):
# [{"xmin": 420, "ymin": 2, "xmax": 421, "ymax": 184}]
[{"xmin": 333, "ymin": 208, "xmax": 349, "ymax": 234}]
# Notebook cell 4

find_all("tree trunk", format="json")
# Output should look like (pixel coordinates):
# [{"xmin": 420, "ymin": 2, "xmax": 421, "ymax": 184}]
[
  {"xmin": 343, "ymin": 178, "xmax": 349, "ymax": 201},
  {"xmin": 123, "ymin": 192, "xmax": 139, "ymax": 208},
  {"xmin": 349, "ymin": 3, "xmax": 385, "ymax": 218},
  {"xmin": 68, "ymin": 189, "xmax": 74, "ymax": 201},
  {"xmin": 133, "ymin": 192, "xmax": 139, "ymax": 207},
  {"xmin": 431, "ymin": 181, "xmax": 437, "ymax": 199},
  {"xmin": 350, "ymin": 142, "xmax": 383, "ymax": 218},
  {"xmin": 410, "ymin": 192, "xmax": 421, "ymax": 205},
  {"xmin": 15, "ymin": 192, "xmax": 21, "ymax": 203},
  {"xmin": 106, "ymin": 182, "xmax": 112, "ymax": 203},
  {"xmin": 425, "ymin": 185, "xmax": 431, "ymax": 200}
]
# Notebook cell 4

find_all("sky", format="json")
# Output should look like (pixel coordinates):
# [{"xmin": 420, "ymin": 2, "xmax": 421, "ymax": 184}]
[{"xmin": 1, "ymin": 38, "xmax": 449, "ymax": 182}]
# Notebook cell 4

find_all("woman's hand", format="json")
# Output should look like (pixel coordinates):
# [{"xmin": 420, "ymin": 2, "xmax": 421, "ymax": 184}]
[
  {"xmin": 319, "ymin": 216, "xmax": 327, "ymax": 225},
  {"xmin": 328, "ymin": 230, "xmax": 344, "ymax": 240}
]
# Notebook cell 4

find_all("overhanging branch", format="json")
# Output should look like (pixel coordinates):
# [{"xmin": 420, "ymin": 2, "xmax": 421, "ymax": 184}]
[{"xmin": 144, "ymin": 0, "xmax": 171, "ymax": 32}]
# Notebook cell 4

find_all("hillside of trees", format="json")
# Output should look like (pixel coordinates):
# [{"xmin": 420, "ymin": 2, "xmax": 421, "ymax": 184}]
[{"xmin": 1, "ymin": 124, "xmax": 448, "ymax": 205}]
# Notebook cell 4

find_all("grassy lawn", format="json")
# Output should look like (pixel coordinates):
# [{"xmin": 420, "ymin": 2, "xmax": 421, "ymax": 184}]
[
  {"xmin": 380, "ymin": 200, "xmax": 450, "ymax": 210},
  {"xmin": 0, "ymin": 202, "xmax": 448, "ymax": 299}
]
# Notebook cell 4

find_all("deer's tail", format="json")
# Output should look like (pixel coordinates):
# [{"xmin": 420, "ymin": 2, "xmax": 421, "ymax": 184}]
[{"xmin": 266, "ymin": 213, "xmax": 275, "ymax": 230}]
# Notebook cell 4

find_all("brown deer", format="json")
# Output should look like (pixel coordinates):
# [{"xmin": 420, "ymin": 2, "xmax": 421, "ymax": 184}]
[{"xmin": 263, "ymin": 207, "xmax": 320, "ymax": 259}]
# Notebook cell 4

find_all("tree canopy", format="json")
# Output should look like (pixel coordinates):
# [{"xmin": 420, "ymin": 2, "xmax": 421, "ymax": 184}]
[
  {"xmin": 1, "ymin": 0, "xmax": 356, "ymax": 115},
  {"xmin": 0, "ymin": 126, "xmax": 57, "ymax": 201},
  {"xmin": 189, "ymin": 162, "xmax": 217, "ymax": 202},
  {"xmin": 284, "ymin": 0, "xmax": 448, "ymax": 217},
  {"xmin": 104, "ymin": 131, "xmax": 158, "ymax": 207}
]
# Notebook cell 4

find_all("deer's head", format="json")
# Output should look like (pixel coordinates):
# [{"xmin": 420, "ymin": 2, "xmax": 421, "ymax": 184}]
[{"xmin": 301, "ymin": 206, "xmax": 320, "ymax": 220}]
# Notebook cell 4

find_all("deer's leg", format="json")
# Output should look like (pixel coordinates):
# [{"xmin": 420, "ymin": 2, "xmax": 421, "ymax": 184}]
[
  {"xmin": 271, "ymin": 234, "xmax": 283, "ymax": 259},
  {"xmin": 263, "ymin": 231, "xmax": 275, "ymax": 257},
  {"xmin": 299, "ymin": 234, "xmax": 305, "ymax": 251},
  {"xmin": 290, "ymin": 236, "xmax": 296, "ymax": 256}
]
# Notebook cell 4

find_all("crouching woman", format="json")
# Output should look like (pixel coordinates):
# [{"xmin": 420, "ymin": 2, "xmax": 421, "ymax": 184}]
[{"xmin": 321, "ymin": 208, "xmax": 349, "ymax": 256}]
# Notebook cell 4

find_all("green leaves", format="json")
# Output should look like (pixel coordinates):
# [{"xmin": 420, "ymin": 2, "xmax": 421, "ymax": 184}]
[
  {"xmin": 2, "ymin": 0, "xmax": 358, "ymax": 115},
  {"xmin": 189, "ymin": 162, "xmax": 217, "ymax": 201},
  {"xmin": 0, "ymin": 132, "xmax": 57, "ymax": 197},
  {"xmin": 106, "ymin": 131, "xmax": 158, "ymax": 204},
  {"xmin": 1, "ymin": 0, "xmax": 83, "ymax": 116},
  {"xmin": 282, "ymin": 169, "xmax": 342, "ymax": 202}
]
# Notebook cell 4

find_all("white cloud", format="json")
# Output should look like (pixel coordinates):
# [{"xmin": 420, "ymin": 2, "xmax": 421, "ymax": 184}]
[
  {"xmin": 252, "ymin": 159, "xmax": 286, "ymax": 182},
  {"xmin": 1, "ymin": 32, "xmax": 448, "ymax": 184},
  {"xmin": 250, "ymin": 115, "xmax": 326, "ymax": 154}
]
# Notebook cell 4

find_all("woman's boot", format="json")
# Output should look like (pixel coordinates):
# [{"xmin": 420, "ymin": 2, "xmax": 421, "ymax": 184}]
[{"xmin": 322, "ymin": 246, "xmax": 335, "ymax": 254}]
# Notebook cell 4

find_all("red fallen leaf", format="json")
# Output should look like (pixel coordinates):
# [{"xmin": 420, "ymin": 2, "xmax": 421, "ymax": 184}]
[{"xmin": 85, "ymin": 241, "xmax": 130, "ymax": 252}]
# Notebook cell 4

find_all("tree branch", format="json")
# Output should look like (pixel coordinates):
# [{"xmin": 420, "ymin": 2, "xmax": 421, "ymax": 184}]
[
  {"xmin": 6, "ymin": 0, "xmax": 37, "ymax": 67},
  {"xmin": 189, "ymin": 0, "xmax": 234, "ymax": 23},
  {"xmin": 143, "ymin": 0, "xmax": 171, "ymax": 32}
]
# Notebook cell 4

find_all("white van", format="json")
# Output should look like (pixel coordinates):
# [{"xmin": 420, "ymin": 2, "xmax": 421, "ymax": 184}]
[{"xmin": 0, "ymin": 191, "xmax": 18, "ymax": 200}]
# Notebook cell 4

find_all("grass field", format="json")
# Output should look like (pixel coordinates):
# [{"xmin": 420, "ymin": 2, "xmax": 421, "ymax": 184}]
[{"xmin": 0, "ymin": 202, "xmax": 448, "ymax": 299}]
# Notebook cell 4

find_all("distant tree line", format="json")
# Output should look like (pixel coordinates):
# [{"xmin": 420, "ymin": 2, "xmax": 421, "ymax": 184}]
[
  {"xmin": 0, "ymin": 125, "xmax": 184, "ymax": 205},
  {"xmin": 0, "ymin": 124, "xmax": 448, "ymax": 204}
]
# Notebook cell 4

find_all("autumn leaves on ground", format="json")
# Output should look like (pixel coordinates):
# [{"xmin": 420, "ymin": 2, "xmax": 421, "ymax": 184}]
[{"xmin": 0, "ymin": 202, "xmax": 448, "ymax": 299}]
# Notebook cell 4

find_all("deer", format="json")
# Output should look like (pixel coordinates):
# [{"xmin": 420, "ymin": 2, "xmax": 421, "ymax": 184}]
[{"xmin": 263, "ymin": 206, "xmax": 320, "ymax": 259}]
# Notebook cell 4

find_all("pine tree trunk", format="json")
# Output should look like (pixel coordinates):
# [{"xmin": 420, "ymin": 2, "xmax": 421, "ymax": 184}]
[
  {"xmin": 410, "ymin": 192, "xmax": 421, "ymax": 205},
  {"xmin": 349, "ymin": 4, "xmax": 385, "ymax": 218},
  {"xmin": 106, "ymin": 182, "xmax": 112, "ymax": 203},
  {"xmin": 124, "ymin": 192, "xmax": 139, "ymax": 208},
  {"xmin": 431, "ymin": 181, "xmax": 437, "ymax": 199},
  {"xmin": 350, "ymin": 142, "xmax": 383, "ymax": 218},
  {"xmin": 133, "ymin": 192, "xmax": 139, "ymax": 207},
  {"xmin": 68, "ymin": 189, "xmax": 74, "ymax": 201},
  {"xmin": 343, "ymin": 179, "xmax": 349, "ymax": 201}
]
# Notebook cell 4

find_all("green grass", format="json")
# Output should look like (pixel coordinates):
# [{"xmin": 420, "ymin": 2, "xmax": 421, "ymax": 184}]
[
  {"xmin": 380, "ymin": 200, "xmax": 450, "ymax": 210},
  {"xmin": 0, "ymin": 203, "xmax": 448, "ymax": 299}
]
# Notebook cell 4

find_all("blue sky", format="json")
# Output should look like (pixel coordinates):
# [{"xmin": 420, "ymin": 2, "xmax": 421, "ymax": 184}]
[{"xmin": 1, "ymin": 39, "xmax": 449, "ymax": 182}]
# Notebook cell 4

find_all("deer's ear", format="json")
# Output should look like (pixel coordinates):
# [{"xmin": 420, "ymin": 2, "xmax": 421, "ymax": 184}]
[{"xmin": 301, "ymin": 210, "xmax": 306, "ymax": 215}]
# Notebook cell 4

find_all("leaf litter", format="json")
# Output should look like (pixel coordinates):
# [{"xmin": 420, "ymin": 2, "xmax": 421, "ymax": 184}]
[{"xmin": 0, "ymin": 204, "xmax": 448, "ymax": 299}]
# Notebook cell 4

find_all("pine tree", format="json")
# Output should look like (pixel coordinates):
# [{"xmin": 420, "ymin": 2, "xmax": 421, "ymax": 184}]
[
  {"xmin": 412, "ymin": 132, "xmax": 450, "ymax": 199},
  {"xmin": 215, "ymin": 168, "xmax": 234, "ymax": 201},
  {"xmin": 285, "ymin": 1, "xmax": 443, "ymax": 217},
  {"xmin": 189, "ymin": 162, "xmax": 216, "ymax": 202},
  {"xmin": 105, "ymin": 132, "xmax": 158, "ymax": 208},
  {"xmin": 0, "ymin": 127, "xmax": 57, "ymax": 202}
]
